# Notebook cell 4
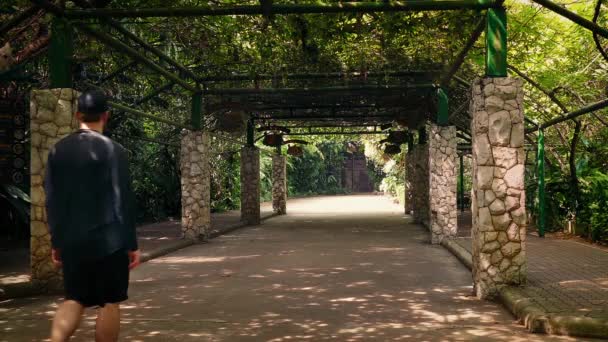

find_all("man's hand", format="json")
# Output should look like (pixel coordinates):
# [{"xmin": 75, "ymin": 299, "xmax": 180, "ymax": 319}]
[
  {"xmin": 128, "ymin": 249, "xmax": 141, "ymax": 270},
  {"xmin": 51, "ymin": 248, "xmax": 62, "ymax": 268}
]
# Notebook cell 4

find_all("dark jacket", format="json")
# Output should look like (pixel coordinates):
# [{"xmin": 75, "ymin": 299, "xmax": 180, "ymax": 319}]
[{"xmin": 44, "ymin": 129, "xmax": 138, "ymax": 260}]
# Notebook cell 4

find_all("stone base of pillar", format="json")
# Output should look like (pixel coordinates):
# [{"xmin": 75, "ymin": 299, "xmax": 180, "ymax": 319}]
[
  {"xmin": 428, "ymin": 124, "xmax": 457, "ymax": 244},
  {"xmin": 241, "ymin": 146, "xmax": 260, "ymax": 225},
  {"xmin": 272, "ymin": 155, "xmax": 287, "ymax": 215},
  {"xmin": 471, "ymin": 77, "xmax": 527, "ymax": 299},
  {"xmin": 30, "ymin": 89, "xmax": 79, "ymax": 290},
  {"xmin": 180, "ymin": 130, "xmax": 211, "ymax": 241}
]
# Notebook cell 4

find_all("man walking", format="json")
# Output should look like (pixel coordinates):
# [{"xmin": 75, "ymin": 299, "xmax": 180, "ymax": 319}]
[{"xmin": 44, "ymin": 89, "xmax": 140, "ymax": 342}]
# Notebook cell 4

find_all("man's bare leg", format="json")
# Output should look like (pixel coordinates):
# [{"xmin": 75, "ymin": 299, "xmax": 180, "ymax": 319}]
[
  {"xmin": 51, "ymin": 300, "xmax": 85, "ymax": 342},
  {"xmin": 95, "ymin": 303, "xmax": 120, "ymax": 342}
]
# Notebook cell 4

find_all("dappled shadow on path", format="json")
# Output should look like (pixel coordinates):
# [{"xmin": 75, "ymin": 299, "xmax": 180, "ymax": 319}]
[{"xmin": 0, "ymin": 196, "xmax": 584, "ymax": 341}]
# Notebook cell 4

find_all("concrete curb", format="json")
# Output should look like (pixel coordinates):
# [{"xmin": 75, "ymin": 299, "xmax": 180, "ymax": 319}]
[
  {"xmin": 140, "ymin": 239, "xmax": 195, "ymax": 263},
  {"xmin": 441, "ymin": 238, "xmax": 608, "ymax": 339},
  {"xmin": 440, "ymin": 238, "xmax": 472, "ymax": 269},
  {"xmin": 0, "ymin": 212, "xmax": 281, "ymax": 301}
]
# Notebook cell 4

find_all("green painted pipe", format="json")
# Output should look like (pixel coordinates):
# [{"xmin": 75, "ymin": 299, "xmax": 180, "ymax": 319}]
[
  {"xmin": 537, "ymin": 128, "xmax": 546, "ymax": 237},
  {"xmin": 486, "ymin": 7, "xmax": 507, "ymax": 77},
  {"xmin": 247, "ymin": 119, "xmax": 255, "ymax": 147},
  {"xmin": 49, "ymin": 17, "xmax": 73, "ymax": 88},
  {"xmin": 191, "ymin": 91, "xmax": 203, "ymax": 130},
  {"xmin": 437, "ymin": 88, "xmax": 449, "ymax": 125},
  {"xmin": 459, "ymin": 154, "xmax": 465, "ymax": 212}
]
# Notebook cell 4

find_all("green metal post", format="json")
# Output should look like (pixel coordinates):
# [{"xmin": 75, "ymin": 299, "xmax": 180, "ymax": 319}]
[
  {"xmin": 537, "ymin": 128, "xmax": 546, "ymax": 237},
  {"xmin": 486, "ymin": 7, "xmax": 507, "ymax": 77},
  {"xmin": 407, "ymin": 132, "xmax": 414, "ymax": 152},
  {"xmin": 191, "ymin": 91, "xmax": 202, "ymax": 130},
  {"xmin": 437, "ymin": 88, "xmax": 449, "ymax": 126},
  {"xmin": 418, "ymin": 127, "xmax": 427, "ymax": 144},
  {"xmin": 459, "ymin": 154, "xmax": 465, "ymax": 212},
  {"xmin": 49, "ymin": 17, "xmax": 73, "ymax": 88},
  {"xmin": 247, "ymin": 119, "xmax": 255, "ymax": 147},
  {"xmin": 276, "ymin": 143, "xmax": 282, "ymax": 155}
]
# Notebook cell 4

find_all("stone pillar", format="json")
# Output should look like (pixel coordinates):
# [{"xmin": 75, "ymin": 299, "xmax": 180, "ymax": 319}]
[
  {"xmin": 180, "ymin": 130, "xmax": 211, "ymax": 240},
  {"xmin": 30, "ymin": 89, "xmax": 79, "ymax": 290},
  {"xmin": 240, "ymin": 146, "xmax": 260, "ymax": 225},
  {"xmin": 428, "ymin": 124, "xmax": 458, "ymax": 244},
  {"xmin": 410, "ymin": 143, "xmax": 430, "ymax": 227},
  {"xmin": 405, "ymin": 152, "xmax": 414, "ymax": 215},
  {"xmin": 470, "ymin": 77, "xmax": 527, "ymax": 299},
  {"xmin": 272, "ymin": 155, "xmax": 287, "ymax": 215}
]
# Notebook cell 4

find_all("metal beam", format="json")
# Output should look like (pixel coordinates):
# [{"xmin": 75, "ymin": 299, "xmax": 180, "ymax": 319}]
[
  {"xmin": 106, "ymin": 21, "xmax": 200, "ymax": 81},
  {"xmin": 134, "ymin": 81, "xmax": 175, "ymax": 105},
  {"xmin": 108, "ymin": 100, "xmax": 190, "ymax": 129},
  {"xmin": 531, "ymin": 0, "xmax": 608, "ymax": 39},
  {"xmin": 440, "ymin": 16, "xmax": 486, "ymax": 87},
  {"xmin": 198, "ymin": 70, "xmax": 440, "ymax": 82},
  {"xmin": 0, "ymin": 5, "xmax": 40, "ymax": 37},
  {"xmin": 285, "ymin": 130, "xmax": 386, "ymax": 136},
  {"xmin": 64, "ymin": 1, "xmax": 502, "ymax": 19},
  {"xmin": 97, "ymin": 61, "xmax": 138, "ymax": 85},
  {"xmin": 204, "ymin": 84, "xmax": 435, "ymax": 95},
  {"xmin": 255, "ymin": 114, "xmax": 396, "ymax": 121},
  {"xmin": 111, "ymin": 132, "xmax": 179, "ymax": 148},
  {"xmin": 74, "ymin": 23, "xmax": 199, "ymax": 92},
  {"xmin": 526, "ymin": 98, "xmax": 608, "ymax": 132}
]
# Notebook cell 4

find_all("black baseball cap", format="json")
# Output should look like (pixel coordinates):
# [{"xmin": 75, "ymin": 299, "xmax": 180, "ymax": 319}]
[{"xmin": 77, "ymin": 89, "xmax": 109, "ymax": 114}]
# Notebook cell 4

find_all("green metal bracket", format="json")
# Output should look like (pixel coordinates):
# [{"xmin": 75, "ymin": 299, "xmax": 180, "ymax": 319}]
[
  {"xmin": 407, "ymin": 132, "xmax": 414, "ymax": 152},
  {"xmin": 459, "ymin": 154, "xmax": 465, "ymax": 212},
  {"xmin": 537, "ymin": 128, "xmax": 546, "ymax": 237},
  {"xmin": 486, "ymin": 7, "xmax": 507, "ymax": 77},
  {"xmin": 437, "ymin": 88, "xmax": 449, "ymax": 126},
  {"xmin": 49, "ymin": 17, "xmax": 73, "ymax": 88},
  {"xmin": 247, "ymin": 119, "xmax": 255, "ymax": 147},
  {"xmin": 191, "ymin": 91, "xmax": 203, "ymax": 130}
]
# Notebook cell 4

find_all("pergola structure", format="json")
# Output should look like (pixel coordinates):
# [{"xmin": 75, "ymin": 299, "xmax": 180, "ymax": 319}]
[{"xmin": 4, "ymin": 0, "xmax": 607, "ymax": 300}]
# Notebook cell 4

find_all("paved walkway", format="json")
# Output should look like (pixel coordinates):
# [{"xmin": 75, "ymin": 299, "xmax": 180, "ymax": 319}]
[
  {"xmin": 0, "ymin": 203, "xmax": 274, "ymax": 285},
  {"xmin": 0, "ymin": 195, "xmax": 585, "ymax": 341},
  {"xmin": 452, "ymin": 215, "xmax": 608, "ymax": 320}
]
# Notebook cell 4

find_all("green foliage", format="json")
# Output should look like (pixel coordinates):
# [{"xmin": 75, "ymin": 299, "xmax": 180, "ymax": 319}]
[
  {"xmin": 287, "ymin": 142, "xmax": 348, "ymax": 196},
  {"xmin": 3, "ymin": 0, "xmax": 608, "ymax": 243}
]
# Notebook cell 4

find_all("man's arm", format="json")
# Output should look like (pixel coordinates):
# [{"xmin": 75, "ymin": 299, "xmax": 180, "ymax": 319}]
[{"xmin": 114, "ymin": 146, "xmax": 138, "ymax": 252}]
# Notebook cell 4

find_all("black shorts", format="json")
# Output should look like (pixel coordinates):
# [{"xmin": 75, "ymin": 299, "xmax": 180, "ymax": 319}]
[{"xmin": 62, "ymin": 249, "xmax": 130, "ymax": 308}]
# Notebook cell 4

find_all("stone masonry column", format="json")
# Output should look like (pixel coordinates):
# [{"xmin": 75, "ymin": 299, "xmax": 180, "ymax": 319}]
[
  {"xmin": 180, "ymin": 130, "xmax": 211, "ymax": 240},
  {"xmin": 428, "ymin": 124, "xmax": 457, "ymax": 244},
  {"xmin": 411, "ymin": 143, "xmax": 430, "ymax": 227},
  {"xmin": 470, "ymin": 77, "xmax": 527, "ymax": 299},
  {"xmin": 30, "ymin": 89, "xmax": 79, "ymax": 290},
  {"xmin": 405, "ymin": 150, "xmax": 414, "ymax": 215},
  {"xmin": 241, "ymin": 146, "xmax": 260, "ymax": 225},
  {"xmin": 272, "ymin": 155, "xmax": 287, "ymax": 215}
]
